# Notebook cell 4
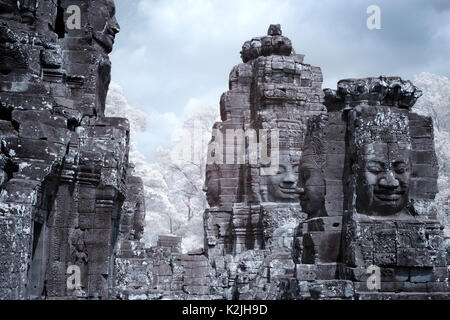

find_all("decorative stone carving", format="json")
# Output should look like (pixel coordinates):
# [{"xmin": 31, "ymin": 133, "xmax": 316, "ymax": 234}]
[
  {"xmin": 351, "ymin": 108, "xmax": 413, "ymax": 217},
  {"xmin": 240, "ymin": 24, "xmax": 293, "ymax": 63},
  {"xmin": 1, "ymin": 8, "xmax": 448, "ymax": 299},
  {"xmin": 263, "ymin": 152, "xmax": 299, "ymax": 203},
  {"xmin": 293, "ymin": 116, "xmax": 344, "ymax": 267},
  {"xmin": 0, "ymin": 0, "xmax": 39, "ymax": 25},
  {"xmin": 297, "ymin": 116, "xmax": 327, "ymax": 219},
  {"xmin": 284, "ymin": 76, "xmax": 449, "ymax": 299},
  {"xmin": 204, "ymin": 25, "xmax": 325, "ymax": 260},
  {"xmin": 0, "ymin": 0, "xmax": 145, "ymax": 300},
  {"xmin": 69, "ymin": 228, "xmax": 89, "ymax": 265},
  {"xmin": 91, "ymin": 0, "xmax": 120, "ymax": 54},
  {"xmin": 324, "ymin": 76, "xmax": 423, "ymax": 111},
  {"xmin": 324, "ymin": 77, "xmax": 449, "ymax": 297},
  {"xmin": 115, "ymin": 31, "xmax": 449, "ymax": 302},
  {"xmin": 199, "ymin": 25, "xmax": 329, "ymax": 300}
]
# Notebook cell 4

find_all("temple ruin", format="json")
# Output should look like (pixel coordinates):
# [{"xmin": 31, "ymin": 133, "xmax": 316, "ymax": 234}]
[
  {"xmin": 0, "ymin": 1, "xmax": 448, "ymax": 300},
  {"xmin": 0, "ymin": 0, "xmax": 144, "ymax": 299}
]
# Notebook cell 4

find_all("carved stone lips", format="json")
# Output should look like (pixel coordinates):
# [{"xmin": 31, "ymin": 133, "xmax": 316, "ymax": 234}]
[
  {"xmin": 374, "ymin": 190, "xmax": 404, "ymax": 201},
  {"xmin": 105, "ymin": 27, "xmax": 116, "ymax": 42},
  {"xmin": 106, "ymin": 32, "xmax": 115, "ymax": 43},
  {"xmin": 280, "ymin": 186, "xmax": 298, "ymax": 194}
]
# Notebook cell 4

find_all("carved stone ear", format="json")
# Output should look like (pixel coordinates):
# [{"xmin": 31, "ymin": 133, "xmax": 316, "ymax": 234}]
[
  {"xmin": 19, "ymin": 0, "xmax": 37, "ymax": 24},
  {"xmin": 406, "ymin": 201, "xmax": 418, "ymax": 216}
]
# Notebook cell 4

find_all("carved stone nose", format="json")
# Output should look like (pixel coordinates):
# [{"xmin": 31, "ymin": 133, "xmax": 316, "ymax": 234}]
[
  {"xmin": 111, "ymin": 25, "xmax": 120, "ymax": 35},
  {"xmin": 282, "ymin": 172, "xmax": 296, "ymax": 185},
  {"xmin": 111, "ymin": 18, "xmax": 120, "ymax": 34},
  {"xmin": 379, "ymin": 171, "xmax": 400, "ymax": 188}
]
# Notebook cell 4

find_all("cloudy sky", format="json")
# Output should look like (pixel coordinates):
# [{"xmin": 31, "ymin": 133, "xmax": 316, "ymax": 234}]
[{"xmin": 110, "ymin": 0, "xmax": 450, "ymax": 161}]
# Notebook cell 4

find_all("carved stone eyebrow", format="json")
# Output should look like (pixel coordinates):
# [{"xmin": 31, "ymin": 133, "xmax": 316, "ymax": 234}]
[
  {"xmin": 367, "ymin": 160, "xmax": 387, "ymax": 168},
  {"xmin": 108, "ymin": 2, "xmax": 116, "ymax": 17},
  {"xmin": 392, "ymin": 160, "xmax": 407, "ymax": 165}
]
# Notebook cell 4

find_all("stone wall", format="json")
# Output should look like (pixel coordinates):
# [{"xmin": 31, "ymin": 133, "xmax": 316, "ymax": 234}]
[
  {"xmin": 0, "ymin": 0, "xmax": 144, "ymax": 300},
  {"xmin": 112, "ymin": 26, "xmax": 450, "ymax": 301},
  {"xmin": 287, "ymin": 77, "xmax": 450, "ymax": 300},
  {"xmin": 204, "ymin": 24, "xmax": 324, "ymax": 255},
  {"xmin": 202, "ymin": 24, "xmax": 326, "ymax": 299},
  {"xmin": 1, "ymin": 3, "xmax": 448, "ymax": 300},
  {"xmin": 113, "ymin": 24, "xmax": 326, "ymax": 300}
]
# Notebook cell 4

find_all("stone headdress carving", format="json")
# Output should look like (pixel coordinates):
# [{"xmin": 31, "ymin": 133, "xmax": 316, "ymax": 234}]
[
  {"xmin": 240, "ymin": 24, "xmax": 292, "ymax": 63},
  {"xmin": 324, "ymin": 76, "xmax": 423, "ymax": 111},
  {"xmin": 301, "ymin": 115, "xmax": 327, "ymax": 171}
]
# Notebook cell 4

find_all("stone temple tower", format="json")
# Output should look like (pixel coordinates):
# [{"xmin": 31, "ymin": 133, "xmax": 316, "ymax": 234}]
[
  {"xmin": 286, "ymin": 77, "xmax": 450, "ymax": 299},
  {"xmin": 0, "ymin": 0, "xmax": 145, "ymax": 300},
  {"xmin": 203, "ymin": 24, "xmax": 328, "ymax": 298}
]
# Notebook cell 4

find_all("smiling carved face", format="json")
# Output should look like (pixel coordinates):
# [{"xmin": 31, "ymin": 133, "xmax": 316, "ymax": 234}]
[
  {"xmin": 356, "ymin": 142, "xmax": 411, "ymax": 216},
  {"xmin": 92, "ymin": 0, "xmax": 120, "ymax": 53},
  {"xmin": 265, "ymin": 155, "xmax": 299, "ymax": 203},
  {"xmin": 297, "ymin": 166, "xmax": 326, "ymax": 218}
]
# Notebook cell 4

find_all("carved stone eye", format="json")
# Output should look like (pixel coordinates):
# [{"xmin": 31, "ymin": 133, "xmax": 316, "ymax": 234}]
[
  {"xmin": 276, "ymin": 165, "xmax": 286, "ymax": 175},
  {"xmin": 367, "ymin": 166, "xmax": 382, "ymax": 174},
  {"xmin": 393, "ymin": 162, "xmax": 407, "ymax": 174},
  {"xmin": 394, "ymin": 167, "xmax": 406, "ymax": 174},
  {"xmin": 300, "ymin": 169, "xmax": 310, "ymax": 182}
]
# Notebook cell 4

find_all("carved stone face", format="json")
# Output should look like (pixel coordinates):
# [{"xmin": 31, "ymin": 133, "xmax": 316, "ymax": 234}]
[
  {"xmin": 75, "ymin": 238, "xmax": 85, "ymax": 252},
  {"xmin": 265, "ymin": 155, "xmax": 299, "ymax": 203},
  {"xmin": 297, "ymin": 166, "xmax": 326, "ymax": 218},
  {"xmin": 203, "ymin": 166, "xmax": 220, "ymax": 206},
  {"xmin": 356, "ymin": 142, "xmax": 411, "ymax": 216},
  {"xmin": 92, "ymin": 0, "xmax": 120, "ymax": 53}
]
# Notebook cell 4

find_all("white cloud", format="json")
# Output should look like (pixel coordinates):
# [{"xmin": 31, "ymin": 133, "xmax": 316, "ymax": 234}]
[
  {"xmin": 147, "ymin": 111, "xmax": 181, "ymax": 142},
  {"xmin": 112, "ymin": 0, "xmax": 450, "ymax": 161},
  {"xmin": 182, "ymin": 89, "xmax": 221, "ymax": 116}
]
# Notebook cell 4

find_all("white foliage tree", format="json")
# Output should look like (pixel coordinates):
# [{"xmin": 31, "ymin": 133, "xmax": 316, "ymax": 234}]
[
  {"xmin": 106, "ymin": 82, "xmax": 178, "ymax": 245},
  {"xmin": 413, "ymin": 72, "xmax": 450, "ymax": 232},
  {"xmin": 105, "ymin": 82, "xmax": 219, "ymax": 251},
  {"xmin": 155, "ymin": 106, "xmax": 219, "ymax": 251},
  {"xmin": 105, "ymin": 82, "xmax": 148, "ymax": 133}
]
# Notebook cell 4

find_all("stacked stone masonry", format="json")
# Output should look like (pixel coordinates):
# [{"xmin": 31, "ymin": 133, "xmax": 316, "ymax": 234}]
[
  {"xmin": 114, "ymin": 25, "xmax": 450, "ymax": 300},
  {"xmin": 0, "ymin": 2, "xmax": 448, "ymax": 301},
  {"xmin": 0, "ymin": 0, "xmax": 145, "ymax": 300}
]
